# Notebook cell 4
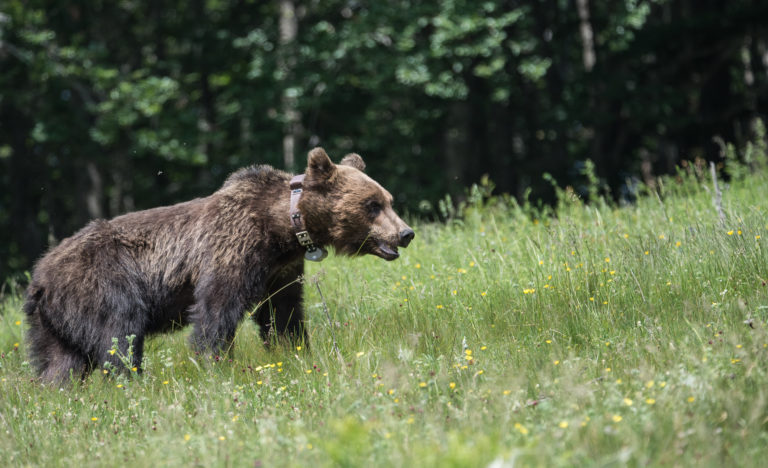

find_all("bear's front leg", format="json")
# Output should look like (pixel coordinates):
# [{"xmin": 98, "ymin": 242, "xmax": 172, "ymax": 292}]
[
  {"xmin": 189, "ymin": 273, "xmax": 251, "ymax": 358},
  {"xmin": 254, "ymin": 262, "xmax": 308, "ymax": 348}
]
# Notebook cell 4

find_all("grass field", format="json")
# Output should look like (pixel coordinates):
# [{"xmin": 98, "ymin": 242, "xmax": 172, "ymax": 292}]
[{"xmin": 2, "ymin": 158, "xmax": 768, "ymax": 467}]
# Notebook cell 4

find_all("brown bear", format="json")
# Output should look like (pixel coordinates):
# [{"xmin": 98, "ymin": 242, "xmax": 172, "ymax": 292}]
[{"xmin": 24, "ymin": 148, "xmax": 414, "ymax": 382}]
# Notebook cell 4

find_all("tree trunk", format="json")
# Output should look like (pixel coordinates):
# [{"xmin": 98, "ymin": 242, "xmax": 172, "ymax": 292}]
[
  {"xmin": 5, "ymin": 106, "xmax": 46, "ymax": 276},
  {"xmin": 443, "ymin": 101, "xmax": 469, "ymax": 191},
  {"xmin": 109, "ymin": 154, "xmax": 134, "ymax": 217},
  {"xmin": 575, "ymin": 0, "xmax": 596, "ymax": 72},
  {"xmin": 85, "ymin": 162, "xmax": 103, "ymax": 219},
  {"xmin": 279, "ymin": 0, "xmax": 301, "ymax": 172}
]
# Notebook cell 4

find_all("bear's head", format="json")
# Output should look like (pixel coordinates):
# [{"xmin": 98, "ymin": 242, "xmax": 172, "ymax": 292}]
[{"xmin": 299, "ymin": 147, "xmax": 414, "ymax": 261}]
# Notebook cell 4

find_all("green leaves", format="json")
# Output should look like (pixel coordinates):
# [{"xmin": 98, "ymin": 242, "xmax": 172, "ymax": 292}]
[
  {"xmin": 395, "ymin": 55, "xmax": 430, "ymax": 86},
  {"xmin": 1, "ymin": 0, "xmax": 767, "ymax": 281}
]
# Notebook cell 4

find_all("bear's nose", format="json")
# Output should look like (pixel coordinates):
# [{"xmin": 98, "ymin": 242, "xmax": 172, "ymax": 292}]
[{"xmin": 399, "ymin": 228, "xmax": 415, "ymax": 247}]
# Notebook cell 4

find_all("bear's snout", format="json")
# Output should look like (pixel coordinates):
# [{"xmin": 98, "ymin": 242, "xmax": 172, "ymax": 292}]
[{"xmin": 399, "ymin": 228, "xmax": 415, "ymax": 247}]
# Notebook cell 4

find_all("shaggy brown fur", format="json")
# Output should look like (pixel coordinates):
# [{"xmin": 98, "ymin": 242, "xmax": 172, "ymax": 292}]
[{"xmin": 24, "ymin": 148, "xmax": 414, "ymax": 383}]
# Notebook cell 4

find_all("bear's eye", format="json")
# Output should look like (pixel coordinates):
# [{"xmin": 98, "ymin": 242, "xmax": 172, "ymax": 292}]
[{"xmin": 366, "ymin": 200, "xmax": 382, "ymax": 217}]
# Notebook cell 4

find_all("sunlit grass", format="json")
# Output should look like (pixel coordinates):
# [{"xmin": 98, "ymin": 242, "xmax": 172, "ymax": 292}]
[{"xmin": 1, "ymin": 166, "xmax": 768, "ymax": 466}]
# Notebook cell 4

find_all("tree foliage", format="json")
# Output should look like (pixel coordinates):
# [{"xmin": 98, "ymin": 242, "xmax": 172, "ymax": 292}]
[{"xmin": 1, "ymin": 0, "xmax": 767, "ymax": 279}]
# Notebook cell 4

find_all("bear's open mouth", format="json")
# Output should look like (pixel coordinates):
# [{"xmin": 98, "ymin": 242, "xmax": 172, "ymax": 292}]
[{"xmin": 374, "ymin": 241, "xmax": 400, "ymax": 261}]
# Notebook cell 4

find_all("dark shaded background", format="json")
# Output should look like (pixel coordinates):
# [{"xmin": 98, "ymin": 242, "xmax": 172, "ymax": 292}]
[{"xmin": 1, "ymin": 0, "xmax": 767, "ymax": 280}]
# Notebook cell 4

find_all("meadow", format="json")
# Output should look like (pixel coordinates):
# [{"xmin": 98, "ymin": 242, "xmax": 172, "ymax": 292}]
[{"xmin": 1, "ymin": 156, "xmax": 768, "ymax": 467}]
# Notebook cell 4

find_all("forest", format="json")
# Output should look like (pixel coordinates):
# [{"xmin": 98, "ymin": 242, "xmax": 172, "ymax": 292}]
[{"xmin": 2, "ymin": 0, "xmax": 767, "ymax": 279}]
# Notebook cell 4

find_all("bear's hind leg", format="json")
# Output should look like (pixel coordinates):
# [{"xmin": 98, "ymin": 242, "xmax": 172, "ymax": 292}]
[
  {"xmin": 31, "ymin": 332, "xmax": 88, "ymax": 383},
  {"xmin": 27, "ymin": 310, "xmax": 88, "ymax": 383},
  {"xmin": 41, "ymin": 346, "xmax": 89, "ymax": 383}
]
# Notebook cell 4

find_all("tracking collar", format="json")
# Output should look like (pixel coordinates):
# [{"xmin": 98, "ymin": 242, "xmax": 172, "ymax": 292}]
[{"xmin": 289, "ymin": 174, "xmax": 328, "ymax": 262}]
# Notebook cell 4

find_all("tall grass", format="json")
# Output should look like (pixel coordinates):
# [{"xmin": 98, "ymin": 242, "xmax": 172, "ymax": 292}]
[{"xmin": 1, "ymin": 150, "xmax": 767, "ymax": 466}]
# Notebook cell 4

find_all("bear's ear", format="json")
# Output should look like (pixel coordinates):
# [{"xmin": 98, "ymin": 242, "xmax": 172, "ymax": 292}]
[
  {"xmin": 339, "ymin": 153, "xmax": 366, "ymax": 172},
  {"xmin": 306, "ymin": 147, "xmax": 337, "ymax": 181}
]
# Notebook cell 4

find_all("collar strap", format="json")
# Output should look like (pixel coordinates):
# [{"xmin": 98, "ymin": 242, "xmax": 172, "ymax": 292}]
[{"xmin": 290, "ymin": 174, "xmax": 328, "ymax": 262}]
